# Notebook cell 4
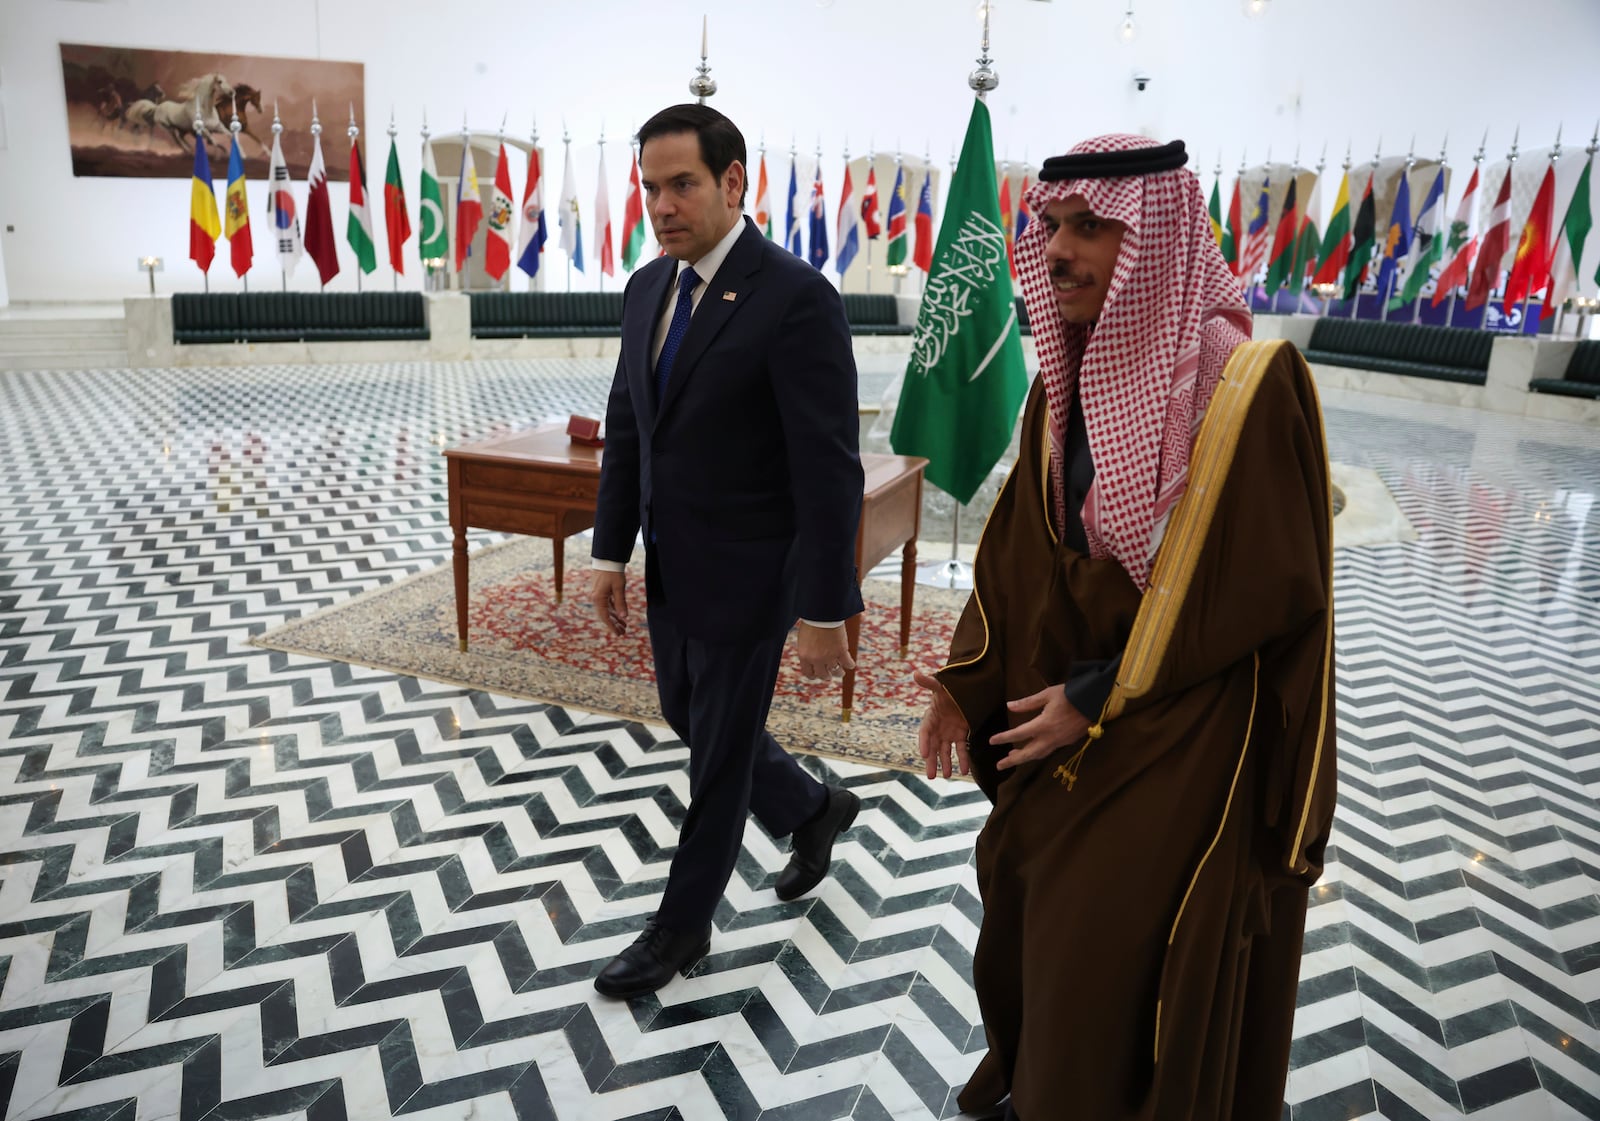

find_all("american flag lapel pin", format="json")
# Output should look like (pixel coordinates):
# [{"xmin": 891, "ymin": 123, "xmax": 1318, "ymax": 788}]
[{"xmin": 722, "ymin": 290, "xmax": 737, "ymax": 302}]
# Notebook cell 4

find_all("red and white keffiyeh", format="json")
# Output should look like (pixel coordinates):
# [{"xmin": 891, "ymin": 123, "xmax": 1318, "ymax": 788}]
[{"xmin": 1017, "ymin": 134, "xmax": 1250, "ymax": 591}]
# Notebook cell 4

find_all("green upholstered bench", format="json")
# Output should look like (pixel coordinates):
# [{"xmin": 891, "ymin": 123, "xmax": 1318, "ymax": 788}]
[
  {"xmin": 1302, "ymin": 318, "xmax": 1492, "ymax": 386},
  {"xmin": 1529, "ymin": 339, "xmax": 1600, "ymax": 399},
  {"xmin": 469, "ymin": 292, "xmax": 624, "ymax": 338},
  {"xmin": 172, "ymin": 293, "xmax": 429, "ymax": 344},
  {"xmin": 841, "ymin": 293, "xmax": 911, "ymax": 336}
]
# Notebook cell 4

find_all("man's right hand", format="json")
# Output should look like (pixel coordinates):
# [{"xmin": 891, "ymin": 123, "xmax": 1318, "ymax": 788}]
[
  {"xmin": 590, "ymin": 570, "xmax": 628, "ymax": 636},
  {"xmin": 913, "ymin": 668, "xmax": 972, "ymax": 780}
]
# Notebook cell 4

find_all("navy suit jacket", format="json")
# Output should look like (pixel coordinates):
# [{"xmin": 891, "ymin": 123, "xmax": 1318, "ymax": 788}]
[{"xmin": 592, "ymin": 217, "xmax": 865, "ymax": 643}]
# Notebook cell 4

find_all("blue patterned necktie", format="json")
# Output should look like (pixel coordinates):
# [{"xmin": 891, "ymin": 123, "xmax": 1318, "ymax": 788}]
[{"xmin": 654, "ymin": 267, "xmax": 700, "ymax": 402}]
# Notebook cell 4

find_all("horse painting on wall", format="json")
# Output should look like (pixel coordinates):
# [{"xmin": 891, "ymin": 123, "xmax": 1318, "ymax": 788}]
[{"xmin": 60, "ymin": 44, "xmax": 363, "ymax": 181}]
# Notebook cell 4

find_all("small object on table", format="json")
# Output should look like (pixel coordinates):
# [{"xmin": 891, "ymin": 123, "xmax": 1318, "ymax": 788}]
[{"xmin": 567, "ymin": 415, "xmax": 604, "ymax": 447}]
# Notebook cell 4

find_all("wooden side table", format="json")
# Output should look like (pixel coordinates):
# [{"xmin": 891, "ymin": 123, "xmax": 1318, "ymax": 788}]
[
  {"xmin": 443, "ymin": 429, "xmax": 928, "ymax": 720},
  {"xmin": 844, "ymin": 454, "xmax": 927, "ymax": 721},
  {"xmin": 443, "ymin": 424, "xmax": 601, "ymax": 651}
]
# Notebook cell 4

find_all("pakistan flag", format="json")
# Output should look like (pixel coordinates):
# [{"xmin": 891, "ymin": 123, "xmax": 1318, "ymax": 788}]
[
  {"xmin": 890, "ymin": 98, "xmax": 1028, "ymax": 506},
  {"xmin": 419, "ymin": 139, "xmax": 449, "ymax": 265}
]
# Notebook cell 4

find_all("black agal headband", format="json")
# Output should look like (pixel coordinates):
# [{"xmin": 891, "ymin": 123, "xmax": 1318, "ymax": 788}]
[{"xmin": 1037, "ymin": 139, "xmax": 1188, "ymax": 181}]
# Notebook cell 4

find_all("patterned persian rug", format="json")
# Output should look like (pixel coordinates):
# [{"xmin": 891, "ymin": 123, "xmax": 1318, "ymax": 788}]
[{"xmin": 250, "ymin": 536, "xmax": 971, "ymax": 775}]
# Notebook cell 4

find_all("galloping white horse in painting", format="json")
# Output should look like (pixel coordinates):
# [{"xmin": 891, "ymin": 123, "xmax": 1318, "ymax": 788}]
[{"xmin": 150, "ymin": 73, "xmax": 233, "ymax": 154}]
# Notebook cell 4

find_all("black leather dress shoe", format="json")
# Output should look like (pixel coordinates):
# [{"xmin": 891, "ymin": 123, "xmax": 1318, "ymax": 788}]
[
  {"xmin": 775, "ymin": 785, "xmax": 860, "ymax": 902},
  {"xmin": 593, "ymin": 918, "xmax": 712, "ymax": 999}
]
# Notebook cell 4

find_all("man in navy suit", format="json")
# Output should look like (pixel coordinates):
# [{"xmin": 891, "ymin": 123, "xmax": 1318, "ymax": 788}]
[{"xmin": 589, "ymin": 103, "xmax": 865, "ymax": 999}]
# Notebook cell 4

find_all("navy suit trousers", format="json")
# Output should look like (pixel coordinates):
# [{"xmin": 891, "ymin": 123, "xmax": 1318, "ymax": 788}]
[{"xmin": 646, "ymin": 550, "xmax": 827, "ymax": 931}]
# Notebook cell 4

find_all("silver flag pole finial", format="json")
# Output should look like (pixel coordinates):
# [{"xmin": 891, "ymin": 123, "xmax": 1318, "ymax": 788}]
[
  {"xmin": 690, "ymin": 14, "xmax": 718, "ymax": 102},
  {"xmin": 969, "ymin": 1, "xmax": 998, "ymax": 98}
]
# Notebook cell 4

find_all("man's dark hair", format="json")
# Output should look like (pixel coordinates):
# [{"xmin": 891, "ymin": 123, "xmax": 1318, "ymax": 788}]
[{"xmin": 636, "ymin": 103, "xmax": 748, "ymax": 207}]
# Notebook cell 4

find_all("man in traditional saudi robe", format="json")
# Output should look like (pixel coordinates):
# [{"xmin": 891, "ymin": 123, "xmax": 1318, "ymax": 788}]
[{"xmin": 912, "ymin": 134, "xmax": 1337, "ymax": 1121}]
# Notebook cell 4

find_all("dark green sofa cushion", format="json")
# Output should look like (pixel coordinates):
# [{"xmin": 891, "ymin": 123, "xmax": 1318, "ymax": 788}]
[
  {"xmin": 173, "ymin": 292, "xmax": 428, "ymax": 343},
  {"xmin": 1304, "ymin": 318, "xmax": 1492, "ymax": 386}
]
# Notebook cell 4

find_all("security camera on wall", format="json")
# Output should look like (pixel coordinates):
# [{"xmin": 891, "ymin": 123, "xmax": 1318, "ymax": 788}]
[{"xmin": 1133, "ymin": 72, "xmax": 1152, "ymax": 92}]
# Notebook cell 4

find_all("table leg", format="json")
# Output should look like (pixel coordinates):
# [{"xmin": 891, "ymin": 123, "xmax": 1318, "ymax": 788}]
[
  {"xmin": 553, "ymin": 535, "xmax": 564, "ymax": 604},
  {"xmin": 453, "ymin": 526, "xmax": 469, "ymax": 652},
  {"xmin": 841, "ymin": 612, "xmax": 862, "ymax": 723},
  {"xmin": 900, "ymin": 537, "xmax": 917, "ymax": 657}
]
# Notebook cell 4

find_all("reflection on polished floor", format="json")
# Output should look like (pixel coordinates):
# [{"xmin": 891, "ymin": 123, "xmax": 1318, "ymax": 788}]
[{"xmin": 1, "ymin": 356, "xmax": 1597, "ymax": 1120}]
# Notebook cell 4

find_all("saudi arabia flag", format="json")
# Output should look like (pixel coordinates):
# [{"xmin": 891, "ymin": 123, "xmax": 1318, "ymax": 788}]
[
  {"xmin": 890, "ymin": 98, "xmax": 1027, "ymax": 506},
  {"xmin": 419, "ymin": 139, "xmax": 449, "ymax": 265}
]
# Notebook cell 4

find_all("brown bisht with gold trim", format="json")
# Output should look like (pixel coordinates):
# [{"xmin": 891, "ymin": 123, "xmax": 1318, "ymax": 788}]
[{"xmin": 941, "ymin": 339, "xmax": 1336, "ymax": 1121}]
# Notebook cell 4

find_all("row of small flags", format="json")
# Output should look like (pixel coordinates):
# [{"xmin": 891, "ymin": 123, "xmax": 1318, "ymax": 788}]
[
  {"xmin": 1208, "ymin": 139, "xmax": 1595, "ymax": 318},
  {"xmin": 187, "ymin": 117, "xmax": 957, "ymax": 283}
]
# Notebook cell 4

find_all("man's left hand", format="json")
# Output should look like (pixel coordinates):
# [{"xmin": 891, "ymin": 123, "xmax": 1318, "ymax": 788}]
[
  {"xmin": 989, "ymin": 686, "xmax": 1091, "ymax": 772},
  {"xmin": 797, "ymin": 622, "xmax": 855, "ymax": 680}
]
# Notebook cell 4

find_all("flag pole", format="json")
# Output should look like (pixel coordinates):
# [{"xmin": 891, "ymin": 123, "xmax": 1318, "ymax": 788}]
[
  {"xmin": 195, "ymin": 100, "xmax": 210, "ymax": 295},
  {"xmin": 892, "ymin": 148, "xmax": 904, "ymax": 297},
  {"xmin": 690, "ymin": 15, "xmax": 717, "ymax": 104},
  {"xmin": 1447, "ymin": 130, "xmax": 1487, "ymax": 329},
  {"xmin": 864, "ymin": 144, "xmax": 873, "ymax": 295},
  {"xmin": 231, "ymin": 96, "xmax": 247, "ymax": 293},
  {"xmin": 1414, "ymin": 135, "xmax": 1447, "ymax": 324},
  {"xmin": 1300, "ymin": 142, "xmax": 1325, "ymax": 309},
  {"xmin": 1559, "ymin": 122, "xmax": 1600, "ymax": 338},
  {"xmin": 563, "ymin": 125, "xmax": 572, "ymax": 294},
  {"xmin": 349, "ymin": 107, "xmax": 362, "ymax": 294},
  {"xmin": 1349, "ymin": 139, "xmax": 1380, "ymax": 319},
  {"xmin": 596, "ymin": 127, "xmax": 605, "ymax": 294},
  {"xmin": 919, "ymin": 0, "xmax": 999, "ymax": 591},
  {"xmin": 1383, "ymin": 140, "xmax": 1414, "ymax": 323},
  {"xmin": 389, "ymin": 111, "xmax": 399, "ymax": 292},
  {"xmin": 273, "ymin": 102, "xmax": 289, "ymax": 292},
  {"xmin": 313, "ymin": 103, "xmax": 325, "ymax": 293},
  {"xmin": 1518, "ymin": 127, "xmax": 1560, "ymax": 333}
]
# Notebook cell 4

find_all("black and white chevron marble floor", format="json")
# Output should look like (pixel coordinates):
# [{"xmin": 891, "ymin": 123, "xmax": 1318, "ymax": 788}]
[{"xmin": 1, "ymin": 355, "xmax": 1597, "ymax": 1121}]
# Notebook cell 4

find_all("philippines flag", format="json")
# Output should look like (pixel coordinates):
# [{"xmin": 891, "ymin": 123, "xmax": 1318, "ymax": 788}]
[
  {"xmin": 836, "ymin": 162, "xmax": 861, "ymax": 276},
  {"xmin": 808, "ymin": 162, "xmax": 828, "ymax": 270},
  {"xmin": 516, "ymin": 145, "xmax": 548, "ymax": 278},
  {"xmin": 454, "ymin": 141, "xmax": 483, "ymax": 272},
  {"xmin": 912, "ymin": 170, "xmax": 934, "ymax": 272}
]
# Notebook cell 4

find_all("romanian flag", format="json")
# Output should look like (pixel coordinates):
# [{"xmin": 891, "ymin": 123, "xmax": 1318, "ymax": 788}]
[
  {"xmin": 224, "ymin": 132, "xmax": 252, "ymax": 277},
  {"xmin": 189, "ymin": 137, "xmax": 221, "ymax": 274}
]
